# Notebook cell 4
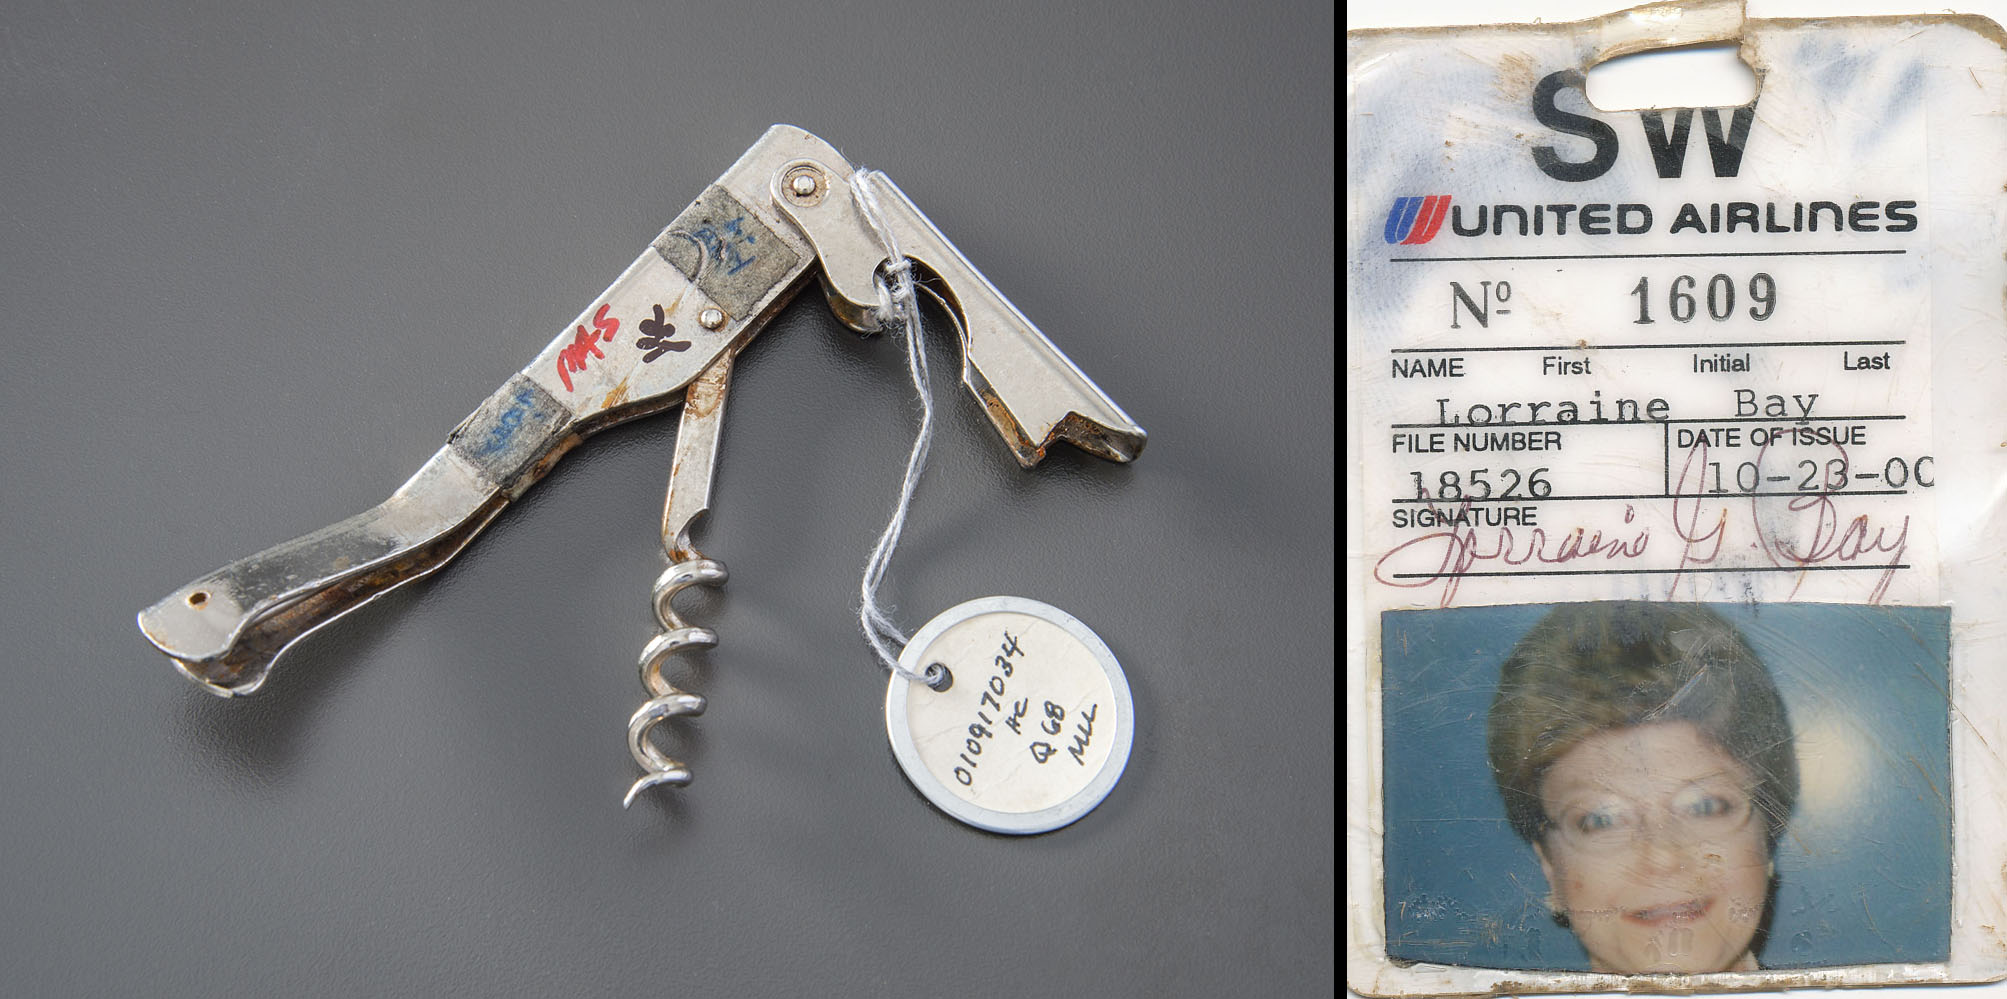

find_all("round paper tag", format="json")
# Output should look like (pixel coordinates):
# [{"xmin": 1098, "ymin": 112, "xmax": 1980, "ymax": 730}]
[{"xmin": 885, "ymin": 596, "xmax": 1134, "ymax": 834}]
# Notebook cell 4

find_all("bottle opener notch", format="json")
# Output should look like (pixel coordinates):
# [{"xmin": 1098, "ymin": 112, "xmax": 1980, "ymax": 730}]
[{"xmin": 772, "ymin": 163, "xmax": 1146, "ymax": 468}]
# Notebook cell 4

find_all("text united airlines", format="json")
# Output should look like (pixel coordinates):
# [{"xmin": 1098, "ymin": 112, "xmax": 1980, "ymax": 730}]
[{"xmin": 1425, "ymin": 197, "xmax": 1918, "ymax": 239}]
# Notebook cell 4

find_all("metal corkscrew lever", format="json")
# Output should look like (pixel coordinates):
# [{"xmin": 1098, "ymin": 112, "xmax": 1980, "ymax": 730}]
[
  {"xmin": 136, "ymin": 125, "xmax": 1146, "ymax": 791},
  {"xmin": 623, "ymin": 348, "xmax": 733, "ymax": 805}
]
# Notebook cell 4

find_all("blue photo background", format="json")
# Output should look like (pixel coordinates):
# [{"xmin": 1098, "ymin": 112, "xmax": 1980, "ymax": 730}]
[{"xmin": 1381, "ymin": 603, "xmax": 1951, "ymax": 971}]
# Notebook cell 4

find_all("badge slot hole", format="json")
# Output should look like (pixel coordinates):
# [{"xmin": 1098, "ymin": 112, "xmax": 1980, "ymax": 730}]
[{"xmin": 1586, "ymin": 42, "xmax": 1759, "ymax": 111}]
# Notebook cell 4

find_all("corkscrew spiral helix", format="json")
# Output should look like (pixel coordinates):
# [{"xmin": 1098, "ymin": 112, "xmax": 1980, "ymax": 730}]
[{"xmin": 622, "ymin": 556, "xmax": 726, "ymax": 807}]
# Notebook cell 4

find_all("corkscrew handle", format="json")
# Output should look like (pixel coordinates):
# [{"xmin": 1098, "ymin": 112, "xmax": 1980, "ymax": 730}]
[
  {"xmin": 133, "ymin": 404, "xmax": 531, "ymax": 696},
  {"xmin": 135, "ymin": 128, "xmax": 842, "ymax": 695}
]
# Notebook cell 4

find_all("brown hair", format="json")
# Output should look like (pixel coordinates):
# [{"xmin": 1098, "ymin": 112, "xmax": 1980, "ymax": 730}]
[{"xmin": 1487, "ymin": 602, "xmax": 1798, "ymax": 849}]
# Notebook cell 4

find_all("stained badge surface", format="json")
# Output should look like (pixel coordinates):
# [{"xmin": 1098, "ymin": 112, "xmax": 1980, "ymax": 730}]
[{"xmin": 1347, "ymin": 2, "xmax": 2007, "ymax": 994}]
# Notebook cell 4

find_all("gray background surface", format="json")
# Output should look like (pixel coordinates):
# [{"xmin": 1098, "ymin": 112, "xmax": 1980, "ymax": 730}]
[{"xmin": 0, "ymin": 1, "xmax": 1335, "ymax": 996}]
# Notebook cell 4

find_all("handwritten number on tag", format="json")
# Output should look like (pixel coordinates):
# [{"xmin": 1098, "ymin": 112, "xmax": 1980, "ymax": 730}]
[
  {"xmin": 951, "ymin": 629, "xmax": 1029, "ymax": 787},
  {"xmin": 1041, "ymin": 700, "xmax": 1065, "ymax": 735}
]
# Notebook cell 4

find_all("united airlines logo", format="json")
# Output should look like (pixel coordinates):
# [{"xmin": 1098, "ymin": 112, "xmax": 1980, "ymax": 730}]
[{"xmin": 1383, "ymin": 195, "xmax": 1450, "ymax": 245}]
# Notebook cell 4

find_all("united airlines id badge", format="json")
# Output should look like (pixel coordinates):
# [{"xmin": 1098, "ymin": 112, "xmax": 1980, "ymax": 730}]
[{"xmin": 1346, "ymin": 3, "xmax": 2007, "ymax": 995}]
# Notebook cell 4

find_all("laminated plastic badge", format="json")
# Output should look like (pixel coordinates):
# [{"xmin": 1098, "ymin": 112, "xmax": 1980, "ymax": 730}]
[{"xmin": 1347, "ymin": 3, "xmax": 2007, "ymax": 995}]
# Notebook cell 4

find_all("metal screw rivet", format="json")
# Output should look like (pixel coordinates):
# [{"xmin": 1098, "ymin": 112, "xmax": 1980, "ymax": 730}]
[
  {"xmin": 789, "ymin": 172, "xmax": 819, "ymax": 198},
  {"xmin": 699, "ymin": 308, "xmax": 726, "ymax": 330}
]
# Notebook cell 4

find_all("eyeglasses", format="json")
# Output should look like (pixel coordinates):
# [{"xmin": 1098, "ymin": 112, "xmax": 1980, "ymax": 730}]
[{"xmin": 1542, "ymin": 779, "xmax": 1757, "ymax": 855}]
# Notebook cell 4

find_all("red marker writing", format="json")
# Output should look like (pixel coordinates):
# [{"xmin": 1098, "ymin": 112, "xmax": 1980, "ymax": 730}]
[{"xmin": 557, "ymin": 304, "xmax": 620, "ymax": 392}]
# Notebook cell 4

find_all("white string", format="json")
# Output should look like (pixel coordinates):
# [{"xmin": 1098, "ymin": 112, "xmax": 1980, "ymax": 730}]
[{"xmin": 851, "ymin": 169, "xmax": 939, "ymax": 686}]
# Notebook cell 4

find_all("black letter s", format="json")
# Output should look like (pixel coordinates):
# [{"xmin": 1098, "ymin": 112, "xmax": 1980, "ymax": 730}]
[
  {"xmin": 1883, "ymin": 200, "xmax": 1918, "ymax": 233},
  {"xmin": 1531, "ymin": 70, "xmax": 1618, "ymax": 182}
]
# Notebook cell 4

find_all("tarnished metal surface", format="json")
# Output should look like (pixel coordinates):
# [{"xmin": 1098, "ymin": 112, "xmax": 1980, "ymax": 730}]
[{"xmin": 661, "ymin": 351, "xmax": 734, "ymax": 563}]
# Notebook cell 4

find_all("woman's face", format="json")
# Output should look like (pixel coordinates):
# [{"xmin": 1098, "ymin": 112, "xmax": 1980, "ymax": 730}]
[{"xmin": 1534, "ymin": 720, "xmax": 1772, "ymax": 974}]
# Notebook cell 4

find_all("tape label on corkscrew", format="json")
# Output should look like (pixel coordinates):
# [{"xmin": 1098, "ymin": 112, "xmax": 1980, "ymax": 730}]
[{"xmin": 1347, "ymin": 3, "xmax": 2007, "ymax": 995}]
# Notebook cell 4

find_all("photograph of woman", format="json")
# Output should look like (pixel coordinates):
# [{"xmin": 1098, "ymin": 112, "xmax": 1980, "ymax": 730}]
[
  {"xmin": 1378, "ymin": 601, "xmax": 1950, "ymax": 973},
  {"xmin": 1487, "ymin": 603, "xmax": 1796, "ymax": 974}
]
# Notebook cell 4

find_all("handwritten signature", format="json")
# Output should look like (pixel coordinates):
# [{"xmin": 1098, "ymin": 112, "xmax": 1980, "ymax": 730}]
[
  {"xmin": 1668, "ymin": 439, "xmax": 1910, "ymax": 601},
  {"xmin": 1373, "ymin": 502, "xmax": 1650, "ymax": 606}
]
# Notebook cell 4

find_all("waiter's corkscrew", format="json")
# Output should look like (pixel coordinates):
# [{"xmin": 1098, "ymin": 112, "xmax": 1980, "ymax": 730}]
[{"xmin": 135, "ymin": 125, "xmax": 1146, "ymax": 804}]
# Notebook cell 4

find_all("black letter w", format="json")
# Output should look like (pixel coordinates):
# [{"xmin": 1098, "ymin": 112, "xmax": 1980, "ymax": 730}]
[{"xmin": 1638, "ymin": 104, "xmax": 1756, "ymax": 178}]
